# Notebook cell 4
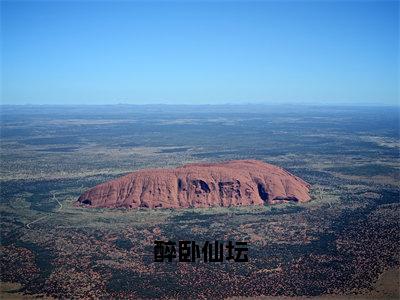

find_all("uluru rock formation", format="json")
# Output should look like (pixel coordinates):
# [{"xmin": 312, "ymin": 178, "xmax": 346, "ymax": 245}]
[{"xmin": 77, "ymin": 160, "xmax": 311, "ymax": 209}]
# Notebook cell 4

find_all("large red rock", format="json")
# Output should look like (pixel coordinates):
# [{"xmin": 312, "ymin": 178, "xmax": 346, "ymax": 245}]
[{"xmin": 77, "ymin": 160, "xmax": 311, "ymax": 209}]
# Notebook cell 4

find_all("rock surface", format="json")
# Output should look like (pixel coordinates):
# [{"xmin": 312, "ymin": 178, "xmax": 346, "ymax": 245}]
[{"xmin": 77, "ymin": 160, "xmax": 311, "ymax": 209}]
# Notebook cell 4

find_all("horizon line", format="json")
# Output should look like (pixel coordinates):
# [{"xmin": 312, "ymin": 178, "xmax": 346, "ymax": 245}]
[{"xmin": 0, "ymin": 102, "xmax": 399, "ymax": 108}]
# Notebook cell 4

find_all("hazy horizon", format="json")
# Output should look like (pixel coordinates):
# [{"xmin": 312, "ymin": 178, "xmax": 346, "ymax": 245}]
[
  {"xmin": 1, "ymin": 101, "xmax": 400, "ymax": 107},
  {"xmin": 1, "ymin": 102, "xmax": 399, "ymax": 109},
  {"xmin": 1, "ymin": 1, "xmax": 399, "ymax": 106}
]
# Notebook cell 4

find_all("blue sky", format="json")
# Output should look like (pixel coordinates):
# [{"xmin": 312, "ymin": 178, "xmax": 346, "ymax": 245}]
[{"xmin": 1, "ymin": 1, "xmax": 399, "ymax": 105}]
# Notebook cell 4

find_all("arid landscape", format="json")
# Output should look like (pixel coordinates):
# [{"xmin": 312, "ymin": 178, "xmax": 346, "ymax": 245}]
[{"xmin": 0, "ymin": 104, "xmax": 399, "ymax": 299}]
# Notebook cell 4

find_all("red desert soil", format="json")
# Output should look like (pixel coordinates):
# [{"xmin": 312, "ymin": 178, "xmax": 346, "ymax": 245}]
[{"xmin": 77, "ymin": 160, "xmax": 311, "ymax": 209}]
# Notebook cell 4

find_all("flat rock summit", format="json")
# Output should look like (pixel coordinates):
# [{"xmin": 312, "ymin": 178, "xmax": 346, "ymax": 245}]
[{"xmin": 77, "ymin": 160, "xmax": 311, "ymax": 209}]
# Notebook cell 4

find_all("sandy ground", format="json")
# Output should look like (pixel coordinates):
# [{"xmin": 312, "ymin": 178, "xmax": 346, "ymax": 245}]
[
  {"xmin": 0, "ymin": 282, "xmax": 53, "ymax": 300},
  {"xmin": 230, "ymin": 268, "xmax": 399, "ymax": 300},
  {"xmin": 1, "ymin": 268, "xmax": 398, "ymax": 299}
]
